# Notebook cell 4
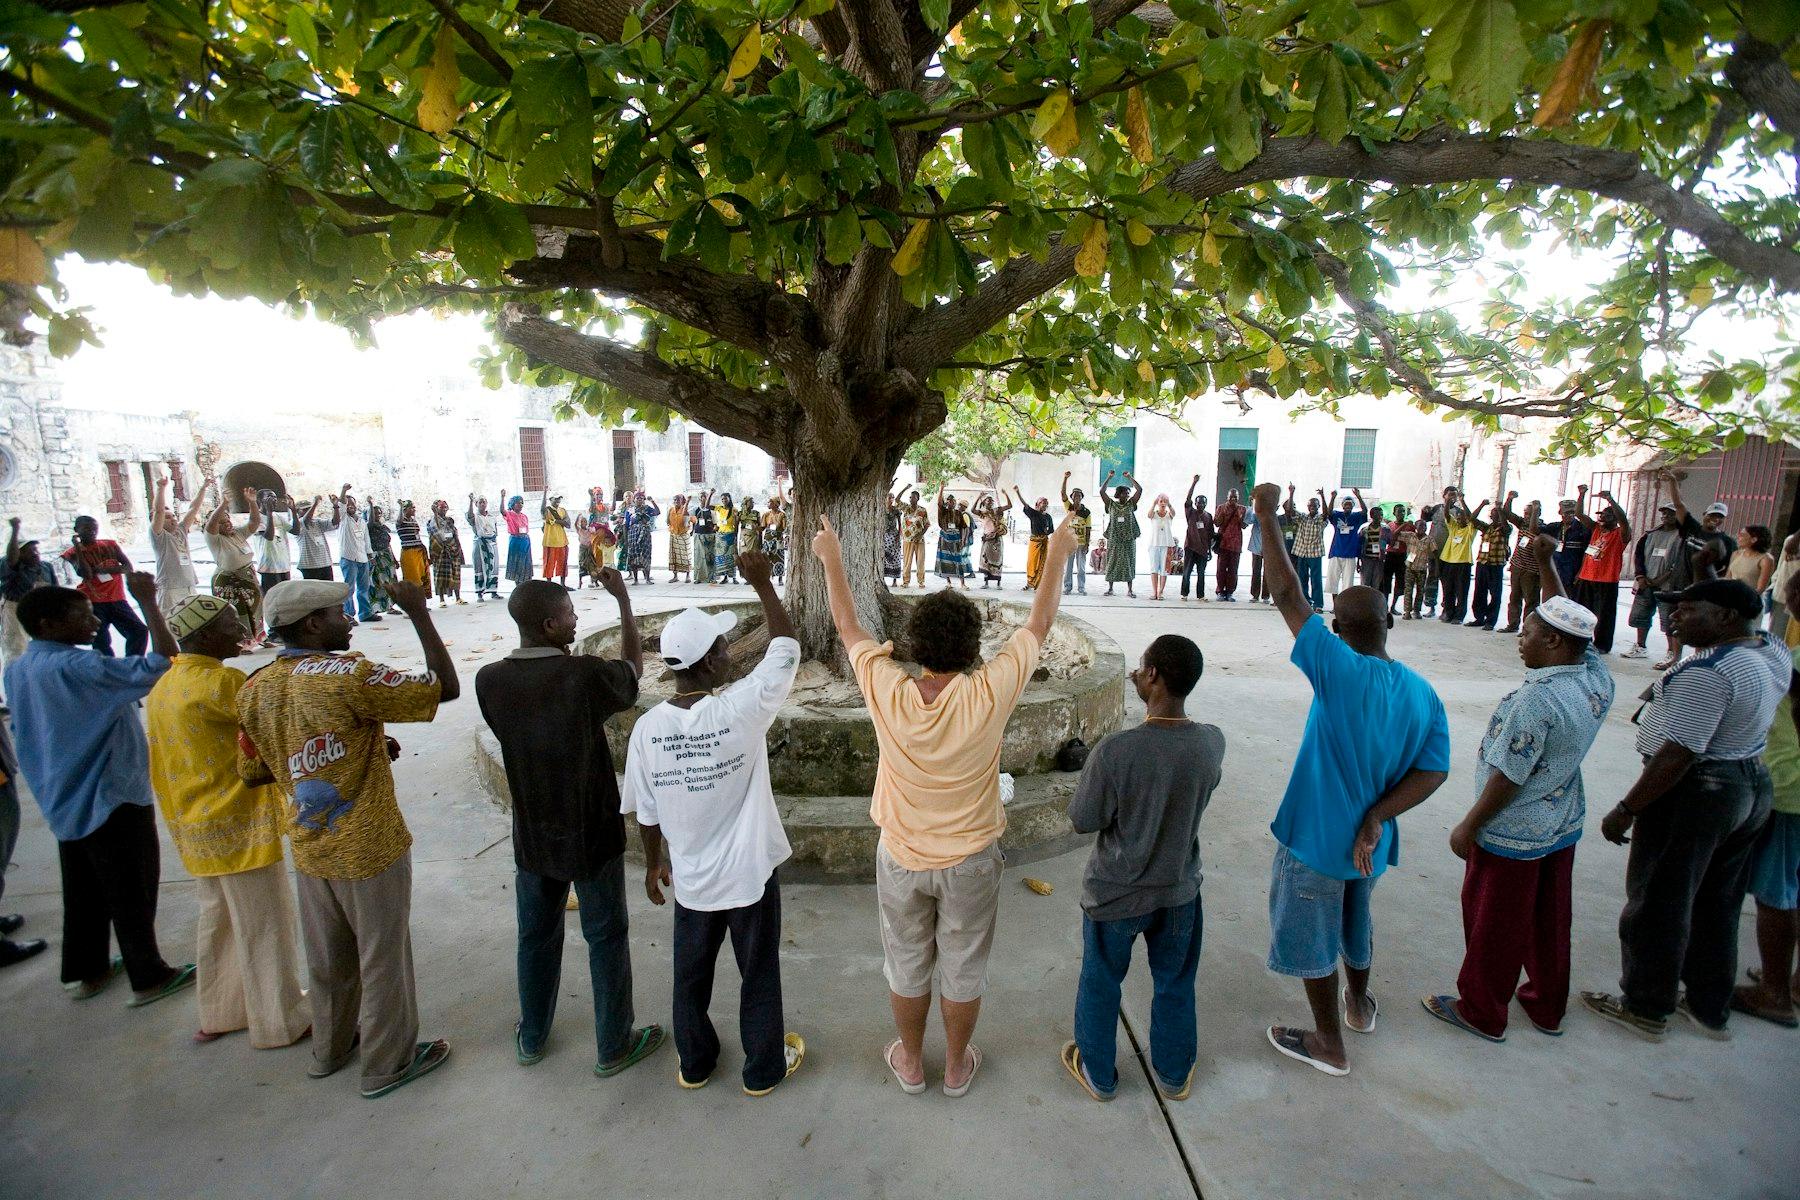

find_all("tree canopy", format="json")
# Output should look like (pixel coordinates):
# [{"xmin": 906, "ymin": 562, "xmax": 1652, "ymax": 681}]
[
  {"xmin": 908, "ymin": 387, "xmax": 1118, "ymax": 488},
  {"xmin": 3, "ymin": 0, "xmax": 1799, "ymax": 481}
]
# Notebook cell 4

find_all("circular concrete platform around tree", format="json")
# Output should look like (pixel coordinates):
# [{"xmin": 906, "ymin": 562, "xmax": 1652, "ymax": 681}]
[{"xmin": 472, "ymin": 596, "xmax": 1125, "ymax": 882}]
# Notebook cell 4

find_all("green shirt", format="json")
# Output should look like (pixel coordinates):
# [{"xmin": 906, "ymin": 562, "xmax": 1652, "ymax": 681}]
[{"xmin": 1765, "ymin": 646, "xmax": 1800, "ymax": 815}]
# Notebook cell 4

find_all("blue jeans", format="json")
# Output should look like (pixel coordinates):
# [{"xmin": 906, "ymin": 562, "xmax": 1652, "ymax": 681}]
[
  {"xmin": 1296, "ymin": 556, "xmax": 1324, "ymax": 610},
  {"xmin": 340, "ymin": 559, "xmax": 373, "ymax": 620},
  {"xmin": 1073, "ymin": 897, "xmax": 1203, "ymax": 1093},
  {"xmin": 516, "ymin": 856, "xmax": 634, "ymax": 1062},
  {"xmin": 1063, "ymin": 548, "xmax": 1088, "ymax": 593},
  {"xmin": 1267, "ymin": 845, "xmax": 1376, "ymax": 978}
]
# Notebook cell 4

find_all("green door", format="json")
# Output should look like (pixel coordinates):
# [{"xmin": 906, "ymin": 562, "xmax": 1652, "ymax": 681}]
[{"xmin": 1098, "ymin": 427, "xmax": 1137, "ymax": 489}]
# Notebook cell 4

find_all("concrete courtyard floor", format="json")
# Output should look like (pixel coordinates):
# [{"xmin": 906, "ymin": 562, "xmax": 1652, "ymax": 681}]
[{"xmin": 1, "ymin": 575, "xmax": 1795, "ymax": 1200}]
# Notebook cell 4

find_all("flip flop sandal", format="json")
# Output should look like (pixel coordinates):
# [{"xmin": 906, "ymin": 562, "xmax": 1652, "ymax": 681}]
[
  {"xmin": 1422, "ymin": 994, "xmax": 1505, "ymax": 1043},
  {"xmin": 744, "ymin": 1033, "xmax": 806, "ymax": 1096},
  {"xmin": 1156, "ymin": 1062, "xmax": 1196, "ymax": 1102},
  {"xmin": 66, "ymin": 956, "xmax": 125, "ymax": 1000},
  {"xmin": 1265, "ymin": 1025, "xmax": 1349, "ymax": 1077},
  {"xmin": 193, "ymin": 1029, "xmax": 235, "ymax": 1045},
  {"xmin": 126, "ymin": 963, "xmax": 197, "ymax": 1008},
  {"xmin": 361, "ymin": 1039, "xmax": 451, "ymax": 1098},
  {"xmin": 941, "ymin": 1043, "xmax": 982, "ymax": 1098},
  {"xmin": 1060, "ymin": 1041, "xmax": 1114, "ymax": 1102},
  {"xmin": 1526, "ymin": 1017, "xmax": 1565, "ymax": 1037},
  {"xmin": 1342, "ymin": 986, "xmax": 1379, "ymax": 1034},
  {"xmin": 1729, "ymin": 986, "xmax": 1799, "ymax": 1029},
  {"xmin": 594, "ymin": 1024, "xmax": 665, "ymax": 1078},
  {"xmin": 884, "ymin": 1038, "xmax": 926, "ymax": 1095},
  {"xmin": 309, "ymin": 1031, "xmax": 361, "ymax": 1078}
]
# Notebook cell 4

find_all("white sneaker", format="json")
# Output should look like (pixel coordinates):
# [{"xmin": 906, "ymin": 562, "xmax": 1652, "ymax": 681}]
[{"xmin": 1619, "ymin": 646, "xmax": 1646, "ymax": 659}]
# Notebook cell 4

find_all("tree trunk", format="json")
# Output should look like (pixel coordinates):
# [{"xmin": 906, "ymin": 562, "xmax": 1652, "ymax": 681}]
[{"xmin": 785, "ymin": 453, "xmax": 895, "ymax": 663}]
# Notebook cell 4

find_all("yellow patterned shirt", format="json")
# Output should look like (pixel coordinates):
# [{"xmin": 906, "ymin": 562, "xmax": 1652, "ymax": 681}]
[
  {"xmin": 236, "ymin": 650, "xmax": 440, "ymax": 881},
  {"xmin": 146, "ymin": 654, "xmax": 285, "ymax": 877}
]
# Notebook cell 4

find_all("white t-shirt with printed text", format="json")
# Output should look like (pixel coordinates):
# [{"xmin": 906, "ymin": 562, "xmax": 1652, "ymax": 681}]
[{"xmin": 622, "ymin": 636, "xmax": 799, "ymax": 911}]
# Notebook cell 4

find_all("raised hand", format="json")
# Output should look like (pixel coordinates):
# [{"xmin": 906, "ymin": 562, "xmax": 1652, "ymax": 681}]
[
  {"xmin": 811, "ymin": 514, "xmax": 842, "ymax": 563},
  {"xmin": 738, "ymin": 548, "xmax": 772, "ymax": 588},
  {"xmin": 125, "ymin": 571, "xmax": 159, "ymax": 605},
  {"xmin": 1251, "ymin": 482, "xmax": 1282, "ymax": 514},
  {"xmin": 597, "ymin": 566, "xmax": 629, "ymax": 599},
  {"xmin": 383, "ymin": 578, "xmax": 431, "ymax": 615}
]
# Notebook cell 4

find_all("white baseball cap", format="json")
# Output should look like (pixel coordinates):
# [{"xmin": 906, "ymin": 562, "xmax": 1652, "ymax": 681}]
[
  {"xmin": 1704, "ymin": 502, "xmax": 1729, "ymax": 517},
  {"xmin": 659, "ymin": 607, "xmax": 737, "ymax": 670}
]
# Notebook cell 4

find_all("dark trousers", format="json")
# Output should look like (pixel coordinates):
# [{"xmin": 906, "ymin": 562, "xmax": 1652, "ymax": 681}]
[
  {"xmin": 1456, "ymin": 845, "xmax": 1574, "ymax": 1037},
  {"xmin": 298, "ymin": 566, "xmax": 334, "ymax": 581},
  {"xmin": 1506, "ymin": 568, "xmax": 1542, "ymax": 629},
  {"xmin": 1438, "ymin": 561, "xmax": 1472, "ymax": 622},
  {"xmin": 1573, "ymin": 579, "xmax": 1620, "ymax": 653},
  {"xmin": 1215, "ymin": 549, "xmax": 1240, "ymax": 597},
  {"xmin": 0, "ymin": 769, "xmax": 18, "ymax": 905},
  {"xmin": 1073, "ymin": 896, "xmax": 1203, "ymax": 1092},
  {"xmin": 672, "ymin": 874, "xmax": 785, "ymax": 1090},
  {"xmin": 1620, "ymin": 759, "xmax": 1772, "ymax": 1025},
  {"xmin": 89, "ymin": 599, "xmax": 147, "ymax": 658},
  {"xmin": 1470, "ymin": 563, "xmax": 1505, "ymax": 628},
  {"xmin": 1249, "ymin": 553, "xmax": 1265, "ymax": 600},
  {"xmin": 57, "ymin": 802, "xmax": 172, "ymax": 990},
  {"xmin": 258, "ymin": 571, "xmax": 290, "ymax": 593},
  {"xmin": 515, "ymin": 856, "xmax": 634, "ymax": 1062},
  {"xmin": 1178, "ymin": 549, "xmax": 1210, "ymax": 598}
]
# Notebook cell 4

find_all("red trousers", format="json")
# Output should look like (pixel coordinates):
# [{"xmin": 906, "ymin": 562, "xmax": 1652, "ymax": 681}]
[
  {"xmin": 1215, "ymin": 548, "xmax": 1240, "ymax": 597},
  {"xmin": 1455, "ymin": 843, "xmax": 1574, "ymax": 1037}
]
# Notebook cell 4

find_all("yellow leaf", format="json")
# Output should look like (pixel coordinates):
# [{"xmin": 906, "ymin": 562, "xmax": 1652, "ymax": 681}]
[
  {"xmin": 949, "ymin": 22, "xmax": 964, "ymax": 46},
  {"xmin": 416, "ymin": 28, "xmax": 462, "ymax": 137},
  {"xmin": 1030, "ymin": 88, "xmax": 1072, "ymax": 140},
  {"xmin": 728, "ymin": 27, "xmax": 762, "ymax": 82},
  {"xmin": 1486, "ymin": 310, "xmax": 1510, "ymax": 331},
  {"xmin": 1532, "ymin": 20, "xmax": 1608, "ymax": 129},
  {"xmin": 1200, "ymin": 229, "xmax": 1220, "ymax": 267},
  {"xmin": 892, "ymin": 219, "xmax": 931, "ymax": 277},
  {"xmin": 0, "ymin": 227, "xmax": 49, "ymax": 286},
  {"xmin": 1126, "ymin": 219, "xmax": 1152, "ymax": 247},
  {"xmin": 1266, "ymin": 343, "xmax": 1288, "ymax": 371},
  {"xmin": 1023, "ymin": 877, "xmax": 1054, "ymax": 896},
  {"xmin": 333, "ymin": 68, "xmax": 361, "ymax": 96},
  {"xmin": 1600, "ymin": 304, "xmax": 1626, "ymax": 318},
  {"xmin": 1082, "ymin": 352, "xmax": 1097, "ymax": 390},
  {"xmin": 1136, "ymin": 359, "xmax": 1155, "ymax": 383},
  {"xmin": 1124, "ymin": 86, "xmax": 1152, "ymax": 164},
  {"xmin": 1075, "ymin": 220, "xmax": 1108, "ymax": 278},
  {"xmin": 1044, "ymin": 106, "xmax": 1079, "ymax": 156},
  {"xmin": 1687, "ymin": 282, "xmax": 1715, "ymax": 307},
  {"xmin": 1516, "ymin": 333, "xmax": 1539, "ymax": 351}
]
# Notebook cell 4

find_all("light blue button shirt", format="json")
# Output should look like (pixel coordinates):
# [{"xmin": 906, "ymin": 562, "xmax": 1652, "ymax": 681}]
[
  {"xmin": 4, "ymin": 640, "xmax": 169, "ymax": 841},
  {"xmin": 1475, "ymin": 647, "xmax": 1615, "ymax": 858}
]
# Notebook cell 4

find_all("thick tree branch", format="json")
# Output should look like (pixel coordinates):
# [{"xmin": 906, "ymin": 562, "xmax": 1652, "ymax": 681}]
[
  {"xmin": 497, "ymin": 306, "xmax": 787, "ymax": 450},
  {"xmin": 1725, "ymin": 36, "xmax": 1800, "ymax": 144},
  {"xmin": 895, "ymin": 131, "xmax": 1800, "ymax": 370},
  {"xmin": 505, "ymin": 232, "xmax": 813, "ymax": 355},
  {"xmin": 841, "ymin": 0, "xmax": 914, "ymax": 92}
]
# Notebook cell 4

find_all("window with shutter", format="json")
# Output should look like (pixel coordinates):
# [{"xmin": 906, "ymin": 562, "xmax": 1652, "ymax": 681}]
[
  {"xmin": 104, "ymin": 460, "xmax": 129, "ymax": 514},
  {"xmin": 519, "ymin": 427, "xmax": 547, "ymax": 491}
]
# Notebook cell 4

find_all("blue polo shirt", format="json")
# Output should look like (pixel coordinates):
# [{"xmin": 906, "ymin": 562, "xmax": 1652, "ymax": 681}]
[
  {"xmin": 1327, "ymin": 510, "xmax": 1367, "ymax": 558},
  {"xmin": 1271, "ymin": 617, "xmax": 1451, "ymax": 880},
  {"xmin": 4, "ymin": 640, "xmax": 169, "ymax": 841}
]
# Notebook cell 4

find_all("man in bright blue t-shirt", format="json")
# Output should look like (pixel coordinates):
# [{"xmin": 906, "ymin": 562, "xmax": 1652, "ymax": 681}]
[
  {"xmin": 1249, "ymin": 483, "xmax": 1450, "ymax": 1077},
  {"xmin": 1325, "ymin": 488, "xmax": 1369, "ymax": 603}
]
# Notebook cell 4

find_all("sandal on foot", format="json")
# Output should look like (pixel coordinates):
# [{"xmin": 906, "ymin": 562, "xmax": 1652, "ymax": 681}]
[
  {"xmin": 361, "ymin": 1039, "xmax": 451, "ymax": 1098},
  {"xmin": 1580, "ymin": 991, "xmax": 1667, "ymax": 1042},
  {"xmin": 884, "ymin": 1038, "xmax": 926, "ymax": 1095},
  {"xmin": 515, "ymin": 1022, "xmax": 545, "ymax": 1066},
  {"xmin": 743, "ymin": 1033, "xmax": 806, "ymax": 1096},
  {"xmin": 1265, "ymin": 1026, "xmax": 1349, "ymax": 1077},
  {"xmin": 1729, "ymin": 985, "xmax": 1798, "ymax": 1029},
  {"xmin": 1422, "ymin": 994, "xmax": 1505, "ymax": 1043},
  {"xmin": 127, "ymin": 963, "xmax": 197, "ymax": 1008},
  {"xmin": 594, "ymin": 1024, "xmax": 665, "ymax": 1078},
  {"xmin": 942, "ymin": 1043, "xmax": 982, "ymax": 1098},
  {"xmin": 1342, "ymin": 986, "xmax": 1379, "ymax": 1034},
  {"xmin": 1060, "ymin": 1041, "xmax": 1115, "ymax": 1102},
  {"xmin": 192, "ymin": 1028, "xmax": 237, "ymax": 1045},
  {"xmin": 66, "ymin": 956, "xmax": 125, "ymax": 1000},
  {"xmin": 1156, "ymin": 1062, "xmax": 1196, "ymax": 1102}
]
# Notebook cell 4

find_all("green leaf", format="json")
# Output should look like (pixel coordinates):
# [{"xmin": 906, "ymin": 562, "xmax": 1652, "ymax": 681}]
[
  {"xmin": 513, "ymin": 57, "xmax": 590, "ymax": 128},
  {"xmin": 298, "ymin": 108, "xmax": 341, "ymax": 184},
  {"xmin": 77, "ymin": 10, "xmax": 152, "ymax": 79},
  {"xmin": 919, "ymin": 0, "xmax": 951, "ymax": 33},
  {"xmin": 824, "ymin": 203, "xmax": 861, "ymax": 265},
  {"xmin": 1313, "ymin": 52, "xmax": 1350, "ymax": 143},
  {"xmin": 599, "ymin": 121, "xmax": 646, "ymax": 197},
  {"xmin": 453, "ymin": 194, "xmax": 535, "ymax": 278},
  {"xmin": 1424, "ymin": 0, "xmax": 1527, "ymax": 124},
  {"xmin": 344, "ymin": 118, "xmax": 427, "ymax": 206},
  {"xmin": 694, "ymin": 203, "xmax": 730, "ymax": 272},
  {"xmin": 285, "ymin": 8, "xmax": 320, "ymax": 62}
]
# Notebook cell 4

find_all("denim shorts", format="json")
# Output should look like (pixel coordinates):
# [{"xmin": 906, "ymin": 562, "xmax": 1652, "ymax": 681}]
[
  {"xmin": 1751, "ymin": 810, "xmax": 1800, "ymax": 910},
  {"xmin": 1267, "ymin": 844, "xmax": 1376, "ymax": 978}
]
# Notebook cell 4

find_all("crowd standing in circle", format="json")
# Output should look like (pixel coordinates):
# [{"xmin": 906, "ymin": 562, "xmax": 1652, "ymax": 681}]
[{"xmin": 0, "ymin": 461, "xmax": 1793, "ymax": 1115}]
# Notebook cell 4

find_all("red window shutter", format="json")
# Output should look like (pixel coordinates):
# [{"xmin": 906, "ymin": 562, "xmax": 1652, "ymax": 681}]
[
  {"xmin": 688, "ymin": 432, "xmax": 705, "ymax": 484},
  {"xmin": 104, "ymin": 461, "xmax": 129, "ymax": 514},
  {"xmin": 613, "ymin": 429, "xmax": 636, "ymax": 451},
  {"xmin": 773, "ymin": 459, "xmax": 789, "ymax": 481},
  {"xmin": 518, "ymin": 428, "xmax": 547, "ymax": 492},
  {"xmin": 168, "ymin": 461, "xmax": 189, "ymax": 502}
]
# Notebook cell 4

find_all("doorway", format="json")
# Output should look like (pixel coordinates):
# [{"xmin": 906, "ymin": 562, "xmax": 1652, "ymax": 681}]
[
  {"xmin": 612, "ymin": 429, "xmax": 637, "ymax": 492},
  {"xmin": 1217, "ymin": 428, "xmax": 1258, "ymax": 500}
]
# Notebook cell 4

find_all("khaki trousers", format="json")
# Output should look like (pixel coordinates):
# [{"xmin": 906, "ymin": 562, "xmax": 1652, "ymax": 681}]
[
  {"xmin": 902, "ymin": 538, "xmax": 926, "ymax": 585},
  {"xmin": 295, "ymin": 856, "xmax": 420, "ymax": 1090},
  {"xmin": 195, "ymin": 861, "xmax": 311, "ymax": 1047}
]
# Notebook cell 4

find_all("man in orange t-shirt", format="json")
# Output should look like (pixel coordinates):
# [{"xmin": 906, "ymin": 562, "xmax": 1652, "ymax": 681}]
[
  {"xmin": 1574, "ymin": 489, "xmax": 1632, "ymax": 654},
  {"xmin": 815, "ymin": 511, "xmax": 1076, "ymax": 1099}
]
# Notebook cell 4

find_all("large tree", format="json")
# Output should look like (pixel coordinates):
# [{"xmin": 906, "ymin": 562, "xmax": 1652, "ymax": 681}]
[
  {"xmin": 908, "ymin": 388, "xmax": 1120, "ymax": 490},
  {"xmin": 3, "ymin": 0, "xmax": 1799, "ymax": 656}
]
